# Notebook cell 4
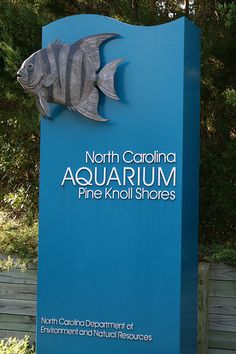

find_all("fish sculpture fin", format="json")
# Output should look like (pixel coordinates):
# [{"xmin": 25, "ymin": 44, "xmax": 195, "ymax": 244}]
[
  {"xmin": 74, "ymin": 33, "xmax": 118, "ymax": 72},
  {"xmin": 97, "ymin": 58, "xmax": 124, "ymax": 100},
  {"xmin": 68, "ymin": 87, "xmax": 108, "ymax": 122},
  {"xmin": 44, "ymin": 73, "xmax": 57, "ymax": 88},
  {"xmin": 48, "ymin": 39, "xmax": 65, "ymax": 47},
  {"xmin": 36, "ymin": 94, "xmax": 50, "ymax": 118}
]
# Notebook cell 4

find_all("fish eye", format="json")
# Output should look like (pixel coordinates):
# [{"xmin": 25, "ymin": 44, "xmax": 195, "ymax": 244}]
[{"xmin": 27, "ymin": 63, "xmax": 34, "ymax": 71}]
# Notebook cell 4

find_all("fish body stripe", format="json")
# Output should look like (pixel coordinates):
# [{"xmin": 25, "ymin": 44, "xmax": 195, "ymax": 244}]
[
  {"xmin": 40, "ymin": 48, "xmax": 53, "ymax": 100},
  {"xmin": 52, "ymin": 45, "xmax": 61, "ymax": 88},
  {"xmin": 57, "ymin": 45, "xmax": 70, "ymax": 104},
  {"xmin": 28, "ymin": 54, "xmax": 36, "ymax": 82},
  {"xmin": 40, "ymin": 48, "xmax": 51, "ymax": 74},
  {"xmin": 80, "ymin": 54, "xmax": 86, "ymax": 99},
  {"xmin": 65, "ymin": 44, "xmax": 79, "ymax": 105},
  {"xmin": 30, "ymin": 54, "xmax": 36, "ymax": 66},
  {"xmin": 46, "ymin": 45, "xmax": 61, "ymax": 102}
]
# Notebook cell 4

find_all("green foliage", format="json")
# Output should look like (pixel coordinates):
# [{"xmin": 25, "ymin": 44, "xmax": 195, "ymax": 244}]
[
  {"xmin": 194, "ymin": 1, "xmax": 236, "ymax": 244},
  {"xmin": 0, "ymin": 336, "xmax": 35, "ymax": 354},
  {"xmin": 0, "ymin": 0, "xmax": 42, "ymax": 217},
  {"xmin": 200, "ymin": 241, "xmax": 236, "ymax": 265},
  {"xmin": 224, "ymin": 88, "xmax": 236, "ymax": 107},
  {"xmin": 0, "ymin": 122, "xmax": 39, "ymax": 216},
  {"xmin": 0, "ymin": 255, "xmax": 28, "ymax": 272},
  {"xmin": 0, "ymin": 211, "xmax": 38, "ymax": 268},
  {"xmin": 0, "ymin": 0, "xmax": 47, "ymax": 101}
]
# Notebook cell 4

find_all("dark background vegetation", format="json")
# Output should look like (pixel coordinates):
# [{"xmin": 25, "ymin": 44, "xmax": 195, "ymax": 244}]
[{"xmin": 0, "ymin": 0, "xmax": 235, "ymax": 264}]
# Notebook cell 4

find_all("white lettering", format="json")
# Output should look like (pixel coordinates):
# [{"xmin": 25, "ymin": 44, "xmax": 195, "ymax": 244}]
[
  {"xmin": 75, "ymin": 167, "xmax": 93, "ymax": 186},
  {"xmin": 158, "ymin": 167, "xmax": 176, "ymax": 186},
  {"xmin": 61, "ymin": 167, "xmax": 76, "ymax": 186}
]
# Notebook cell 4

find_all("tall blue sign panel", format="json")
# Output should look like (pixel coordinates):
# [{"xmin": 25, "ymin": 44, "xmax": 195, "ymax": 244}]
[{"xmin": 37, "ymin": 15, "xmax": 200, "ymax": 354}]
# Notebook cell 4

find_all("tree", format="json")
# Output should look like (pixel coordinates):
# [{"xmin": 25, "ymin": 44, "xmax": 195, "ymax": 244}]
[{"xmin": 192, "ymin": 1, "xmax": 236, "ymax": 243}]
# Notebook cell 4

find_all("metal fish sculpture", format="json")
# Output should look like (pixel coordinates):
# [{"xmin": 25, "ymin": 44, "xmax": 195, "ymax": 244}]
[{"xmin": 17, "ymin": 33, "xmax": 123, "ymax": 121}]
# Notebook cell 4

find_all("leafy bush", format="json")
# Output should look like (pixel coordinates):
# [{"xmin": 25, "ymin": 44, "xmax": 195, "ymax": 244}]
[
  {"xmin": 0, "ymin": 211, "xmax": 37, "ymax": 270},
  {"xmin": 0, "ymin": 0, "xmax": 42, "ymax": 218},
  {"xmin": 0, "ymin": 336, "xmax": 35, "ymax": 354},
  {"xmin": 0, "ymin": 110, "xmax": 40, "ymax": 218},
  {"xmin": 0, "ymin": 256, "xmax": 28, "ymax": 272},
  {"xmin": 199, "ymin": 241, "xmax": 236, "ymax": 265}
]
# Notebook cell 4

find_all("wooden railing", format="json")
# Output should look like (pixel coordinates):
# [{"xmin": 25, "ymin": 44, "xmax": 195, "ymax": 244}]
[{"xmin": 0, "ymin": 262, "xmax": 235, "ymax": 353}]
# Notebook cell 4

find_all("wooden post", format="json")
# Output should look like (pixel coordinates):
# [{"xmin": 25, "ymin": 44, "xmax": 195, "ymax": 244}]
[{"xmin": 198, "ymin": 262, "xmax": 210, "ymax": 354}]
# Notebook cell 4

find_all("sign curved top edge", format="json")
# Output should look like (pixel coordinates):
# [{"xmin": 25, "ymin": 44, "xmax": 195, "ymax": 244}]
[{"xmin": 43, "ymin": 14, "xmax": 199, "ymax": 32}]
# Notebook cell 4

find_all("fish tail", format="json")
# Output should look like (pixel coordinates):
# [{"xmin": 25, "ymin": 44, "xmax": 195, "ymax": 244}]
[{"xmin": 97, "ymin": 58, "xmax": 123, "ymax": 100}]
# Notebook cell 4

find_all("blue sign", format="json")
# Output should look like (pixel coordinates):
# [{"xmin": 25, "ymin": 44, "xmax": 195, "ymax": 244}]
[{"xmin": 37, "ymin": 15, "xmax": 200, "ymax": 354}]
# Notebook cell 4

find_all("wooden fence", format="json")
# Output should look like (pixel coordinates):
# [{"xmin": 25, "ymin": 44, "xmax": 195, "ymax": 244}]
[
  {"xmin": 0, "ymin": 263, "xmax": 36, "ymax": 342},
  {"xmin": 198, "ymin": 263, "xmax": 236, "ymax": 354},
  {"xmin": 0, "ymin": 263, "xmax": 235, "ymax": 353}
]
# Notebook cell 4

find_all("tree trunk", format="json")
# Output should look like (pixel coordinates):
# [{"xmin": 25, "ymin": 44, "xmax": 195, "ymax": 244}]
[
  {"xmin": 185, "ymin": 0, "xmax": 190, "ymax": 16},
  {"xmin": 131, "ymin": 0, "xmax": 139, "ymax": 22}
]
